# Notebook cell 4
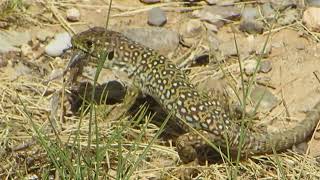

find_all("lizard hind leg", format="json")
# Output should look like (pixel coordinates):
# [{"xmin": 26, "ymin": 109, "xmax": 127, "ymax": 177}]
[{"xmin": 176, "ymin": 130, "xmax": 225, "ymax": 164}]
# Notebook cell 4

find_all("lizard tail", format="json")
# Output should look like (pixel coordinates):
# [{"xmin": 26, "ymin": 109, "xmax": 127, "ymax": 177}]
[{"xmin": 245, "ymin": 101, "xmax": 320, "ymax": 154}]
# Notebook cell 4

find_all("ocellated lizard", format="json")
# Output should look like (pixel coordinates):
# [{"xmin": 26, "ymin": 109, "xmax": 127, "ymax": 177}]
[{"xmin": 68, "ymin": 27, "xmax": 320, "ymax": 163}]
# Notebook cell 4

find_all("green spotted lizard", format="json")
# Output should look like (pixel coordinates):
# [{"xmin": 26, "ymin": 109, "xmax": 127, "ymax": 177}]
[{"xmin": 68, "ymin": 27, "xmax": 320, "ymax": 163}]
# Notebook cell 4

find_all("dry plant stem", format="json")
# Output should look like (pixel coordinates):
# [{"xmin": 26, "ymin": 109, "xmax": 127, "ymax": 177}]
[
  {"xmin": 313, "ymin": 71, "xmax": 320, "ymax": 84},
  {"xmin": 280, "ymin": 57, "xmax": 291, "ymax": 118},
  {"xmin": 44, "ymin": 0, "xmax": 75, "ymax": 35}
]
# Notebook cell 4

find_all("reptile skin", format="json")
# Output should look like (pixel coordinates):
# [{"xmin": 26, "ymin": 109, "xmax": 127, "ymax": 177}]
[{"xmin": 69, "ymin": 27, "xmax": 320, "ymax": 163}]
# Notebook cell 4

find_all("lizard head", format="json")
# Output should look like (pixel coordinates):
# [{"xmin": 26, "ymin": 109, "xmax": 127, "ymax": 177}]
[
  {"xmin": 71, "ymin": 27, "xmax": 133, "ymax": 71},
  {"xmin": 71, "ymin": 27, "xmax": 114, "ymax": 57}
]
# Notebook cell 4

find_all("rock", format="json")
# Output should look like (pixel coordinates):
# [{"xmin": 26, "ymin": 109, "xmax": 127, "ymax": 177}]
[
  {"xmin": 307, "ymin": 0, "xmax": 320, "ymax": 7},
  {"xmin": 261, "ymin": 2, "xmax": 276, "ymax": 20},
  {"xmin": 205, "ymin": 0, "xmax": 218, "ymax": 5},
  {"xmin": 179, "ymin": 19, "xmax": 202, "ymax": 38},
  {"xmin": 0, "ymin": 21, "xmax": 9, "ymax": 28},
  {"xmin": 183, "ymin": 0, "xmax": 201, "ymax": 2},
  {"xmin": 295, "ymin": 42, "xmax": 305, "ymax": 50},
  {"xmin": 179, "ymin": 19, "xmax": 203, "ymax": 46},
  {"xmin": 219, "ymin": 38, "xmax": 253, "ymax": 57},
  {"xmin": 66, "ymin": 8, "xmax": 81, "ymax": 22},
  {"xmin": 253, "ymin": 39, "xmax": 272, "ymax": 57},
  {"xmin": 0, "ymin": 31, "xmax": 32, "ymax": 53},
  {"xmin": 244, "ymin": 59, "xmax": 258, "ymax": 76},
  {"xmin": 256, "ymin": 76, "xmax": 271, "ymax": 85},
  {"xmin": 278, "ymin": 9, "xmax": 299, "ymax": 25},
  {"xmin": 239, "ymin": 19, "xmax": 264, "ymax": 34},
  {"xmin": 303, "ymin": 7, "xmax": 320, "ymax": 32},
  {"xmin": 259, "ymin": 60, "xmax": 272, "ymax": 73},
  {"xmin": 216, "ymin": 0, "xmax": 238, "ymax": 6},
  {"xmin": 219, "ymin": 41, "xmax": 238, "ymax": 56},
  {"xmin": 240, "ymin": 7, "xmax": 264, "ymax": 34},
  {"xmin": 270, "ymin": 0, "xmax": 297, "ymax": 11},
  {"xmin": 192, "ymin": 6, "xmax": 241, "ymax": 28},
  {"xmin": 122, "ymin": 28, "xmax": 179, "ymax": 55},
  {"xmin": 148, "ymin": 7, "xmax": 167, "ymax": 26},
  {"xmin": 242, "ymin": 7, "xmax": 259, "ymax": 20},
  {"xmin": 140, "ymin": 0, "xmax": 160, "ymax": 3},
  {"xmin": 45, "ymin": 32, "xmax": 71, "ymax": 57},
  {"xmin": 36, "ymin": 29, "xmax": 54, "ymax": 42},
  {"xmin": 250, "ymin": 86, "xmax": 280, "ymax": 113},
  {"xmin": 204, "ymin": 22, "xmax": 218, "ymax": 32},
  {"xmin": 20, "ymin": 44, "xmax": 33, "ymax": 58},
  {"xmin": 207, "ymin": 33, "xmax": 220, "ymax": 50}
]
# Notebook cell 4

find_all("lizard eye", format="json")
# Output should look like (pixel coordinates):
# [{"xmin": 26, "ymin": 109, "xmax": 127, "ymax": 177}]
[
  {"xmin": 107, "ymin": 51, "xmax": 114, "ymax": 60},
  {"xmin": 85, "ymin": 40, "xmax": 93, "ymax": 48}
]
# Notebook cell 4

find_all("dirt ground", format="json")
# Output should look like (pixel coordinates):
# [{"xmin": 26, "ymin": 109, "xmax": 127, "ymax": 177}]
[{"xmin": 0, "ymin": 0, "xmax": 320, "ymax": 179}]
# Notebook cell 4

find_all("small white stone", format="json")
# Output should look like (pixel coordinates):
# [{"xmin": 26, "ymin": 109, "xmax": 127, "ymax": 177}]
[
  {"xmin": 303, "ymin": 7, "xmax": 320, "ymax": 32},
  {"xmin": 66, "ymin": 8, "xmax": 81, "ymax": 22},
  {"xmin": 45, "ymin": 32, "xmax": 71, "ymax": 57}
]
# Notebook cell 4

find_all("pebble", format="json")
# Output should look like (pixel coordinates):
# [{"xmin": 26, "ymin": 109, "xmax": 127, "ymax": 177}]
[
  {"xmin": 254, "ymin": 39, "xmax": 272, "ymax": 57},
  {"xmin": 308, "ymin": 0, "xmax": 320, "ymax": 7},
  {"xmin": 66, "ymin": 8, "xmax": 81, "ymax": 22},
  {"xmin": 0, "ymin": 31, "xmax": 31, "ymax": 53},
  {"xmin": 192, "ymin": 6, "xmax": 241, "ymax": 28},
  {"xmin": 179, "ymin": 19, "xmax": 203, "ymax": 46},
  {"xmin": 207, "ymin": 33, "xmax": 220, "ymax": 50},
  {"xmin": 20, "ymin": 44, "xmax": 33, "ymax": 58},
  {"xmin": 219, "ymin": 38, "xmax": 253, "ymax": 57},
  {"xmin": 303, "ymin": 7, "xmax": 320, "ymax": 32},
  {"xmin": 148, "ymin": 7, "xmax": 167, "ymax": 26},
  {"xmin": 242, "ymin": 7, "xmax": 259, "ymax": 20},
  {"xmin": 256, "ymin": 76, "xmax": 271, "ymax": 85},
  {"xmin": 244, "ymin": 59, "xmax": 258, "ymax": 76},
  {"xmin": 219, "ymin": 41, "xmax": 237, "ymax": 56},
  {"xmin": 261, "ymin": 2, "xmax": 276, "ymax": 20},
  {"xmin": 295, "ymin": 42, "xmax": 305, "ymax": 50},
  {"xmin": 122, "ymin": 28, "xmax": 179, "ymax": 55},
  {"xmin": 239, "ymin": 19, "xmax": 264, "ymax": 34},
  {"xmin": 36, "ymin": 29, "xmax": 54, "ymax": 42},
  {"xmin": 0, "ymin": 21, "xmax": 9, "ymax": 28},
  {"xmin": 250, "ymin": 85, "xmax": 280, "ymax": 113},
  {"xmin": 270, "ymin": 0, "xmax": 297, "ymax": 11},
  {"xmin": 45, "ymin": 32, "xmax": 71, "ymax": 57},
  {"xmin": 204, "ymin": 22, "xmax": 218, "ymax": 33},
  {"xmin": 259, "ymin": 60, "xmax": 272, "ymax": 73},
  {"xmin": 179, "ymin": 19, "xmax": 202, "ymax": 38},
  {"xmin": 278, "ymin": 9, "xmax": 299, "ymax": 25},
  {"xmin": 239, "ymin": 6, "xmax": 263, "ymax": 34},
  {"xmin": 217, "ymin": 0, "xmax": 239, "ymax": 6},
  {"xmin": 140, "ymin": 0, "xmax": 160, "ymax": 3},
  {"xmin": 205, "ymin": 0, "xmax": 218, "ymax": 5}
]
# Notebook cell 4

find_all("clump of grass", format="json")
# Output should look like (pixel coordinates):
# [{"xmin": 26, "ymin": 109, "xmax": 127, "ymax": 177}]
[{"xmin": 0, "ymin": 0, "xmax": 24, "ymax": 20}]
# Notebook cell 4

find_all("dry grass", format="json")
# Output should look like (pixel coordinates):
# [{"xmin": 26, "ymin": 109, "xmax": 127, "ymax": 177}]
[
  {"xmin": 0, "ymin": 71, "xmax": 319, "ymax": 179},
  {"xmin": 0, "ymin": 0, "xmax": 320, "ymax": 179}
]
